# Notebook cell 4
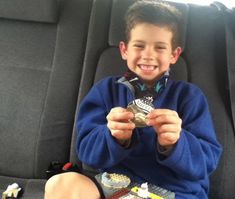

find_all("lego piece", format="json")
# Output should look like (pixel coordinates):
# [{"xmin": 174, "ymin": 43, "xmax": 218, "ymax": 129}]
[
  {"xmin": 101, "ymin": 172, "xmax": 131, "ymax": 189},
  {"xmin": 1, "ymin": 183, "xmax": 22, "ymax": 199}
]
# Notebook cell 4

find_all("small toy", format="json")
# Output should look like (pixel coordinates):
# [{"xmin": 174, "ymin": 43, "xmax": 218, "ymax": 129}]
[
  {"xmin": 98, "ymin": 172, "xmax": 175, "ymax": 199},
  {"xmin": 106, "ymin": 188, "xmax": 130, "ymax": 199},
  {"xmin": 1, "ymin": 183, "xmax": 22, "ymax": 199},
  {"xmin": 101, "ymin": 172, "xmax": 131, "ymax": 189},
  {"xmin": 131, "ymin": 185, "xmax": 166, "ymax": 199},
  {"xmin": 137, "ymin": 183, "xmax": 149, "ymax": 198}
]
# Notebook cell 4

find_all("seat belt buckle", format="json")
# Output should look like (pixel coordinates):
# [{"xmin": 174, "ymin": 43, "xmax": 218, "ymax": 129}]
[
  {"xmin": 46, "ymin": 161, "xmax": 64, "ymax": 179},
  {"xmin": 46, "ymin": 161, "xmax": 82, "ymax": 179}
]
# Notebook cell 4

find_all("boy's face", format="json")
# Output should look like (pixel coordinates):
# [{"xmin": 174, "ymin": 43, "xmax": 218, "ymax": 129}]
[{"xmin": 120, "ymin": 23, "xmax": 182, "ymax": 86}]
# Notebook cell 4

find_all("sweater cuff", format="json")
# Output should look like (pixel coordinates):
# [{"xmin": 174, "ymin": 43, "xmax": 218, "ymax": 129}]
[
  {"xmin": 117, "ymin": 139, "xmax": 131, "ymax": 148},
  {"xmin": 157, "ymin": 143, "xmax": 173, "ymax": 157}
]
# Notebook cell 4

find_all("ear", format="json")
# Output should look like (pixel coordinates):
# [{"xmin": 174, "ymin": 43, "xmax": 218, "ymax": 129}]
[
  {"xmin": 119, "ymin": 41, "xmax": 128, "ymax": 60},
  {"xmin": 170, "ymin": 47, "xmax": 182, "ymax": 64}
]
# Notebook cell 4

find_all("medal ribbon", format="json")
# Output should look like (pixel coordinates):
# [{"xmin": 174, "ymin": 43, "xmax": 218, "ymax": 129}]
[{"xmin": 124, "ymin": 70, "xmax": 169, "ymax": 101}]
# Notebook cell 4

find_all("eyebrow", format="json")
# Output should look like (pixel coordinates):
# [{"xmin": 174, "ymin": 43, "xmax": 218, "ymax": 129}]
[{"xmin": 132, "ymin": 40, "xmax": 169, "ymax": 46}]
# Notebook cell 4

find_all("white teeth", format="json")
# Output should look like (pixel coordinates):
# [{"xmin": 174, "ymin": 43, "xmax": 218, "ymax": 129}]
[{"xmin": 139, "ymin": 64, "xmax": 155, "ymax": 71}]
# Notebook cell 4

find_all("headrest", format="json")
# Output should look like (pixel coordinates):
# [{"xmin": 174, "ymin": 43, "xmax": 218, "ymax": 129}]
[
  {"xmin": 0, "ymin": 0, "xmax": 59, "ymax": 23},
  {"xmin": 109, "ymin": 0, "xmax": 188, "ymax": 50}
]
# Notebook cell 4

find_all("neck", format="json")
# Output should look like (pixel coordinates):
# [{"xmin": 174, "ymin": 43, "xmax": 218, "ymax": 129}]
[{"xmin": 124, "ymin": 70, "xmax": 170, "ymax": 100}]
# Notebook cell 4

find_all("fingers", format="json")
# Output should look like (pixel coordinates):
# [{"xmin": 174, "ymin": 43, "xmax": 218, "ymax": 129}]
[
  {"xmin": 147, "ymin": 109, "xmax": 181, "ymax": 126},
  {"xmin": 110, "ymin": 129, "xmax": 133, "ymax": 140},
  {"xmin": 147, "ymin": 109, "xmax": 179, "ymax": 120},
  {"xmin": 106, "ymin": 107, "xmax": 135, "ymax": 140},
  {"xmin": 106, "ymin": 107, "xmax": 182, "ymax": 147},
  {"xmin": 146, "ymin": 109, "xmax": 182, "ymax": 147},
  {"xmin": 157, "ymin": 130, "xmax": 180, "ymax": 147},
  {"xmin": 154, "ymin": 123, "xmax": 181, "ymax": 134},
  {"xmin": 107, "ymin": 107, "xmax": 134, "ymax": 122},
  {"xmin": 107, "ymin": 120, "xmax": 135, "ymax": 131}
]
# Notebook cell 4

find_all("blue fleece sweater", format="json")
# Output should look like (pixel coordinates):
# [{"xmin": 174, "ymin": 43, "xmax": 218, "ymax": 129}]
[{"xmin": 76, "ymin": 76, "xmax": 222, "ymax": 199}]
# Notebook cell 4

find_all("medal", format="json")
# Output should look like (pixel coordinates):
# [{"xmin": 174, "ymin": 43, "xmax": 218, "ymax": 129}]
[
  {"xmin": 127, "ymin": 98, "xmax": 154, "ymax": 127},
  {"xmin": 123, "ymin": 70, "xmax": 169, "ymax": 127}
]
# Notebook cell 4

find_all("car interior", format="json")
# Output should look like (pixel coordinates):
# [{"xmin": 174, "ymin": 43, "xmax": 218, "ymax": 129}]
[{"xmin": 0, "ymin": 0, "xmax": 235, "ymax": 198}]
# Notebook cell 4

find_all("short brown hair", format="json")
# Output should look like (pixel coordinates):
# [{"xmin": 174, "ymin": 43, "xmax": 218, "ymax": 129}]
[{"xmin": 125, "ymin": 0, "xmax": 182, "ymax": 49}]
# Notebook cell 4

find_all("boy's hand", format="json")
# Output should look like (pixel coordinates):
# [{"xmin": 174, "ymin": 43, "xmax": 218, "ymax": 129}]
[
  {"xmin": 146, "ymin": 109, "xmax": 182, "ymax": 150},
  {"xmin": 106, "ymin": 107, "xmax": 135, "ymax": 141}
]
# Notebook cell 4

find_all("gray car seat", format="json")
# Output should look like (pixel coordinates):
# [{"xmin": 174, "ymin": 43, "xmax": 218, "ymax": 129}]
[{"xmin": 0, "ymin": 0, "xmax": 92, "ymax": 198}]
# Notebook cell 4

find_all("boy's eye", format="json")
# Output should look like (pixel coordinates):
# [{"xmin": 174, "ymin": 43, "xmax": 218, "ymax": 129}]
[
  {"xmin": 156, "ymin": 46, "xmax": 167, "ymax": 50},
  {"xmin": 133, "ymin": 44, "xmax": 144, "ymax": 48}
]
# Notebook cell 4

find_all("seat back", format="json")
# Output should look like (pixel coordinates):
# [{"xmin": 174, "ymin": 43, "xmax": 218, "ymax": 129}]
[{"xmin": 0, "ymin": 0, "xmax": 92, "ymax": 181}]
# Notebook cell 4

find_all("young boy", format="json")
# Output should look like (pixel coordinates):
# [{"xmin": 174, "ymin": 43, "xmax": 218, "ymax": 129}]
[{"xmin": 44, "ymin": 0, "xmax": 222, "ymax": 198}]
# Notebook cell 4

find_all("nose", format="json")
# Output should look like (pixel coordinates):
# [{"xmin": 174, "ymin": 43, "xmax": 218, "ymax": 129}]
[{"xmin": 142, "ymin": 46, "xmax": 154, "ymax": 61}]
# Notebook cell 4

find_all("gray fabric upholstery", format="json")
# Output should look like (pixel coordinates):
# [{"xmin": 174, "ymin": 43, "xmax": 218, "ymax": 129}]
[
  {"xmin": 0, "ymin": 0, "xmax": 59, "ymax": 23},
  {"xmin": 0, "ymin": 0, "xmax": 93, "ymax": 198},
  {"xmin": 182, "ymin": 5, "xmax": 234, "ymax": 198},
  {"xmin": 0, "ymin": 176, "xmax": 45, "ymax": 199},
  {"xmin": 71, "ymin": 0, "xmax": 235, "ymax": 199}
]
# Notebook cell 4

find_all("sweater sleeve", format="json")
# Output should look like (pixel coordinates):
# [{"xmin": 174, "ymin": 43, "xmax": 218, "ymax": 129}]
[
  {"xmin": 156, "ymin": 87, "xmax": 222, "ymax": 181},
  {"xmin": 76, "ymin": 79, "xmax": 138, "ymax": 169}
]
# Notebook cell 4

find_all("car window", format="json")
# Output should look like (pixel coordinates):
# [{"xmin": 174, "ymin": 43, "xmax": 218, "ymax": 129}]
[{"xmin": 169, "ymin": 0, "xmax": 235, "ymax": 8}]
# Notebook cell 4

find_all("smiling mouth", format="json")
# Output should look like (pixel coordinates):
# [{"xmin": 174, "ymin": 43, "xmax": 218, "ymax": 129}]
[{"xmin": 138, "ymin": 64, "xmax": 157, "ymax": 71}]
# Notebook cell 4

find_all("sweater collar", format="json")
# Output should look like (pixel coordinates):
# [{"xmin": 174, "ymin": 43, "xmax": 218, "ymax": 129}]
[{"xmin": 118, "ymin": 70, "xmax": 169, "ymax": 101}]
